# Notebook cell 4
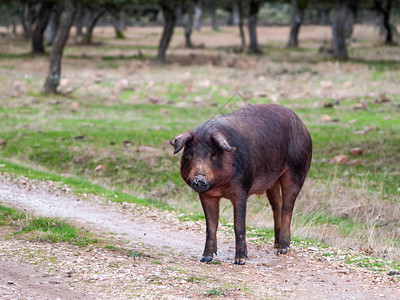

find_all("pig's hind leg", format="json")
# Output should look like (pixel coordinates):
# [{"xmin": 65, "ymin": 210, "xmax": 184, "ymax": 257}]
[
  {"xmin": 200, "ymin": 195, "xmax": 220, "ymax": 262},
  {"xmin": 266, "ymin": 181, "xmax": 282, "ymax": 250},
  {"xmin": 277, "ymin": 170, "xmax": 303, "ymax": 254}
]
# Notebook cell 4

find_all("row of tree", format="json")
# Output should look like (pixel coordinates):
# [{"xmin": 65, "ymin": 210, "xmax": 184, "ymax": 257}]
[{"xmin": 1, "ymin": 0, "xmax": 398, "ymax": 94}]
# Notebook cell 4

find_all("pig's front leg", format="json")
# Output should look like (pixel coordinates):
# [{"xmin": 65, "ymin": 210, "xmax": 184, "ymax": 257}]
[
  {"xmin": 200, "ymin": 195, "xmax": 220, "ymax": 263},
  {"xmin": 232, "ymin": 196, "xmax": 248, "ymax": 265}
]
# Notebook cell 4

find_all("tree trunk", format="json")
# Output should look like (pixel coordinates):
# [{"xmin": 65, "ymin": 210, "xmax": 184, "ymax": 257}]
[
  {"xmin": 238, "ymin": 1, "xmax": 245, "ymax": 51},
  {"xmin": 12, "ymin": 22, "xmax": 17, "ymax": 35},
  {"xmin": 112, "ymin": 10, "xmax": 125, "ymax": 39},
  {"xmin": 21, "ymin": 2, "xmax": 36, "ymax": 40},
  {"xmin": 332, "ymin": 0, "xmax": 349, "ymax": 60},
  {"xmin": 287, "ymin": 0, "xmax": 306, "ymax": 48},
  {"xmin": 248, "ymin": 0, "xmax": 260, "ymax": 53},
  {"xmin": 194, "ymin": 3, "xmax": 202, "ymax": 31},
  {"xmin": 319, "ymin": 8, "xmax": 331, "ymax": 25},
  {"xmin": 157, "ymin": 2, "xmax": 177, "ymax": 63},
  {"xmin": 176, "ymin": 5, "xmax": 184, "ymax": 26},
  {"xmin": 32, "ymin": 1, "xmax": 55, "ymax": 53},
  {"xmin": 75, "ymin": 5, "xmax": 84, "ymax": 36},
  {"xmin": 120, "ymin": 10, "xmax": 127, "ymax": 30},
  {"xmin": 83, "ymin": 7, "xmax": 106, "ymax": 44},
  {"xmin": 183, "ymin": 2, "xmax": 195, "ymax": 48},
  {"xmin": 45, "ymin": 5, "xmax": 61, "ymax": 45},
  {"xmin": 230, "ymin": 3, "xmax": 240, "ymax": 26},
  {"xmin": 42, "ymin": 0, "xmax": 76, "ymax": 95},
  {"xmin": 375, "ymin": 0, "xmax": 394, "ymax": 44},
  {"xmin": 344, "ymin": 3, "xmax": 357, "ymax": 39},
  {"xmin": 209, "ymin": 2, "xmax": 219, "ymax": 31}
]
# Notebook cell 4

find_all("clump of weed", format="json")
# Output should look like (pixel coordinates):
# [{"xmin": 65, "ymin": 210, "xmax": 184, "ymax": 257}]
[
  {"xmin": 0, "ymin": 204, "xmax": 97, "ymax": 245},
  {"xmin": 0, "ymin": 204, "xmax": 26, "ymax": 225},
  {"xmin": 206, "ymin": 288, "xmax": 225, "ymax": 297}
]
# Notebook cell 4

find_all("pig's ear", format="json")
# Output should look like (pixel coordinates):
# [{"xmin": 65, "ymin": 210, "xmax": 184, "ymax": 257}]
[
  {"xmin": 170, "ymin": 132, "xmax": 193, "ymax": 154},
  {"xmin": 213, "ymin": 133, "xmax": 234, "ymax": 152}
]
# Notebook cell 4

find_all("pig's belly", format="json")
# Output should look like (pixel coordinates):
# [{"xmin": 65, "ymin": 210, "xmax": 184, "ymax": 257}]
[{"xmin": 248, "ymin": 169, "xmax": 287, "ymax": 195}]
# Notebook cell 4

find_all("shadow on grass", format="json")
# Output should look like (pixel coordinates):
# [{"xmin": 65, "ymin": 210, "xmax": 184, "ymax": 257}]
[
  {"xmin": 352, "ymin": 58, "xmax": 400, "ymax": 70},
  {"xmin": 65, "ymin": 53, "xmax": 150, "ymax": 61},
  {"xmin": 1, "ymin": 45, "xmax": 400, "ymax": 72},
  {"xmin": 0, "ymin": 52, "xmax": 41, "ymax": 60}
]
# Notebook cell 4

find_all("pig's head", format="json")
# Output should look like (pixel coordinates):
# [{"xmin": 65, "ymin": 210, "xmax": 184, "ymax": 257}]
[{"xmin": 170, "ymin": 130, "xmax": 235, "ymax": 194}]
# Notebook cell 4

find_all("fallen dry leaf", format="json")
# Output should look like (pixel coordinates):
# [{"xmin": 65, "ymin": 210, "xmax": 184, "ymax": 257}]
[
  {"xmin": 320, "ymin": 114, "xmax": 331, "ymax": 122},
  {"xmin": 320, "ymin": 80, "xmax": 332, "ymax": 89},
  {"xmin": 60, "ymin": 78, "xmax": 69, "ymax": 87},
  {"xmin": 94, "ymin": 164, "xmax": 106, "ymax": 172},
  {"xmin": 70, "ymin": 102, "xmax": 79, "ymax": 111},
  {"xmin": 253, "ymin": 91, "xmax": 268, "ymax": 97},
  {"xmin": 269, "ymin": 94, "xmax": 279, "ymax": 102},
  {"xmin": 365, "ymin": 126, "xmax": 379, "ymax": 132},
  {"xmin": 136, "ymin": 146, "xmax": 160, "ymax": 153},
  {"xmin": 353, "ymin": 130, "xmax": 365, "ymax": 135},
  {"xmin": 349, "ymin": 148, "xmax": 363, "ymax": 156},
  {"xmin": 149, "ymin": 97, "xmax": 162, "ymax": 104},
  {"xmin": 379, "ymin": 94, "xmax": 391, "ymax": 103},
  {"xmin": 120, "ymin": 78, "xmax": 130, "ymax": 90},
  {"xmin": 123, "ymin": 140, "xmax": 133, "ymax": 147},
  {"xmin": 349, "ymin": 159, "xmax": 362, "ymax": 165},
  {"xmin": 353, "ymin": 103, "xmax": 368, "ymax": 110},
  {"xmin": 198, "ymin": 79, "xmax": 211, "ymax": 87},
  {"xmin": 328, "ymin": 155, "xmax": 350, "ymax": 165},
  {"xmin": 323, "ymin": 102, "xmax": 334, "ymax": 108}
]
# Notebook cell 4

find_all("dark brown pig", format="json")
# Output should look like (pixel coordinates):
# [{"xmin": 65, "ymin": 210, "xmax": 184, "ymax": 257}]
[{"xmin": 170, "ymin": 104, "xmax": 312, "ymax": 265}]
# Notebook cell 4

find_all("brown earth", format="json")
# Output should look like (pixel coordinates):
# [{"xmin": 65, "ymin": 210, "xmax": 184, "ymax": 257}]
[{"xmin": 0, "ymin": 173, "xmax": 399, "ymax": 299}]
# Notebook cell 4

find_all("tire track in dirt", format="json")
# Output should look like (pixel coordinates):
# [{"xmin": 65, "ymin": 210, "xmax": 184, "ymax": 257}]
[{"xmin": 0, "ymin": 174, "xmax": 399, "ymax": 299}]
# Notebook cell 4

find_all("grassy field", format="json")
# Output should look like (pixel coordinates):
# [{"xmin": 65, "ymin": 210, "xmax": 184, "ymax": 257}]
[{"xmin": 0, "ymin": 25, "xmax": 399, "ymax": 261}]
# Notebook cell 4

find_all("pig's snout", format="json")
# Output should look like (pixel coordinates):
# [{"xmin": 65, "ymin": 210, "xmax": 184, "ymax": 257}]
[{"xmin": 191, "ymin": 175, "xmax": 209, "ymax": 193}]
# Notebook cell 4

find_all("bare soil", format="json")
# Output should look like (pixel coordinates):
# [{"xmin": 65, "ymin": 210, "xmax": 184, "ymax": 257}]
[{"xmin": 0, "ymin": 173, "xmax": 399, "ymax": 299}]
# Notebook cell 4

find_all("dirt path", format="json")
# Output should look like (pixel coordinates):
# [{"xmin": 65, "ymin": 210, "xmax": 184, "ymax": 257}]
[{"xmin": 0, "ymin": 173, "xmax": 399, "ymax": 299}]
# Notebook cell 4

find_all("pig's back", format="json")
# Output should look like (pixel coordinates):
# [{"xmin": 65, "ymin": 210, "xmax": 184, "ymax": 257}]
[{"xmin": 215, "ymin": 104, "xmax": 312, "ymax": 187}]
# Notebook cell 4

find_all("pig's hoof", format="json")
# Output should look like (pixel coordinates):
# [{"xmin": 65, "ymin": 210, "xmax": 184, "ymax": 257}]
[
  {"xmin": 234, "ymin": 258, "xmax": 246, "ymax": 265},
  {"xmin": 200, "ymin": 256, "xmax": 213, "ymax": 263},
  {"xmin": 277, "ymin": 248, "xmax": 288, "ymax": 255}
]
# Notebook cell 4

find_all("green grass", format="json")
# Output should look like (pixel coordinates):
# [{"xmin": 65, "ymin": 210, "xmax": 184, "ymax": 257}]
[
  {"xmin": 300, "ymin": 212, "xmax": 357, "ymax": 236},
  {"xmin": 345, "ymin": 255, "xmax": 400, "ymax": 273},
  {"xmin": 206, "ymin": 288, "xmax": 225, "ymax": 297},
  {"xmin": 247, "ymin": 227, "xmax": 275, "ymax": 242},
  {"xmin": 104, "ymin": 245, "xmax": 145, "ymax": 258},
  {"xmin": 186, "ymin": 276, "xmax": 204, "ymax": 283},
  {"xmin": 18, "ymin": 217, "xmax": 80, "ymax": 242},
  {"xmin": 2, "ymin": 94, "xmax": 397, "ymax": 197},
  {"xmin": 177, "ymin": 213, "xmax": 205, "ymax": 222},
  {"xmin": 0, "ymin": 204, "xmax": 97, "ymax": 245},
  {"xmin": 127, "ymin": 250, "xmax": 144, "ymax": 258},
  {"xmin": 0, "ymin": 204, "xmax": 26, "ymax": 225},
  {"xmin": 104, "ymin": 245, "xmax": 119, "ymax": 251}
]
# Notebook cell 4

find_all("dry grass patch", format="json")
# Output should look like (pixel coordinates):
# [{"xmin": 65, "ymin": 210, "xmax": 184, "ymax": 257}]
[{"xmin": 294, "ymin": 178, "xmax": 400, "ymax": 260}]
